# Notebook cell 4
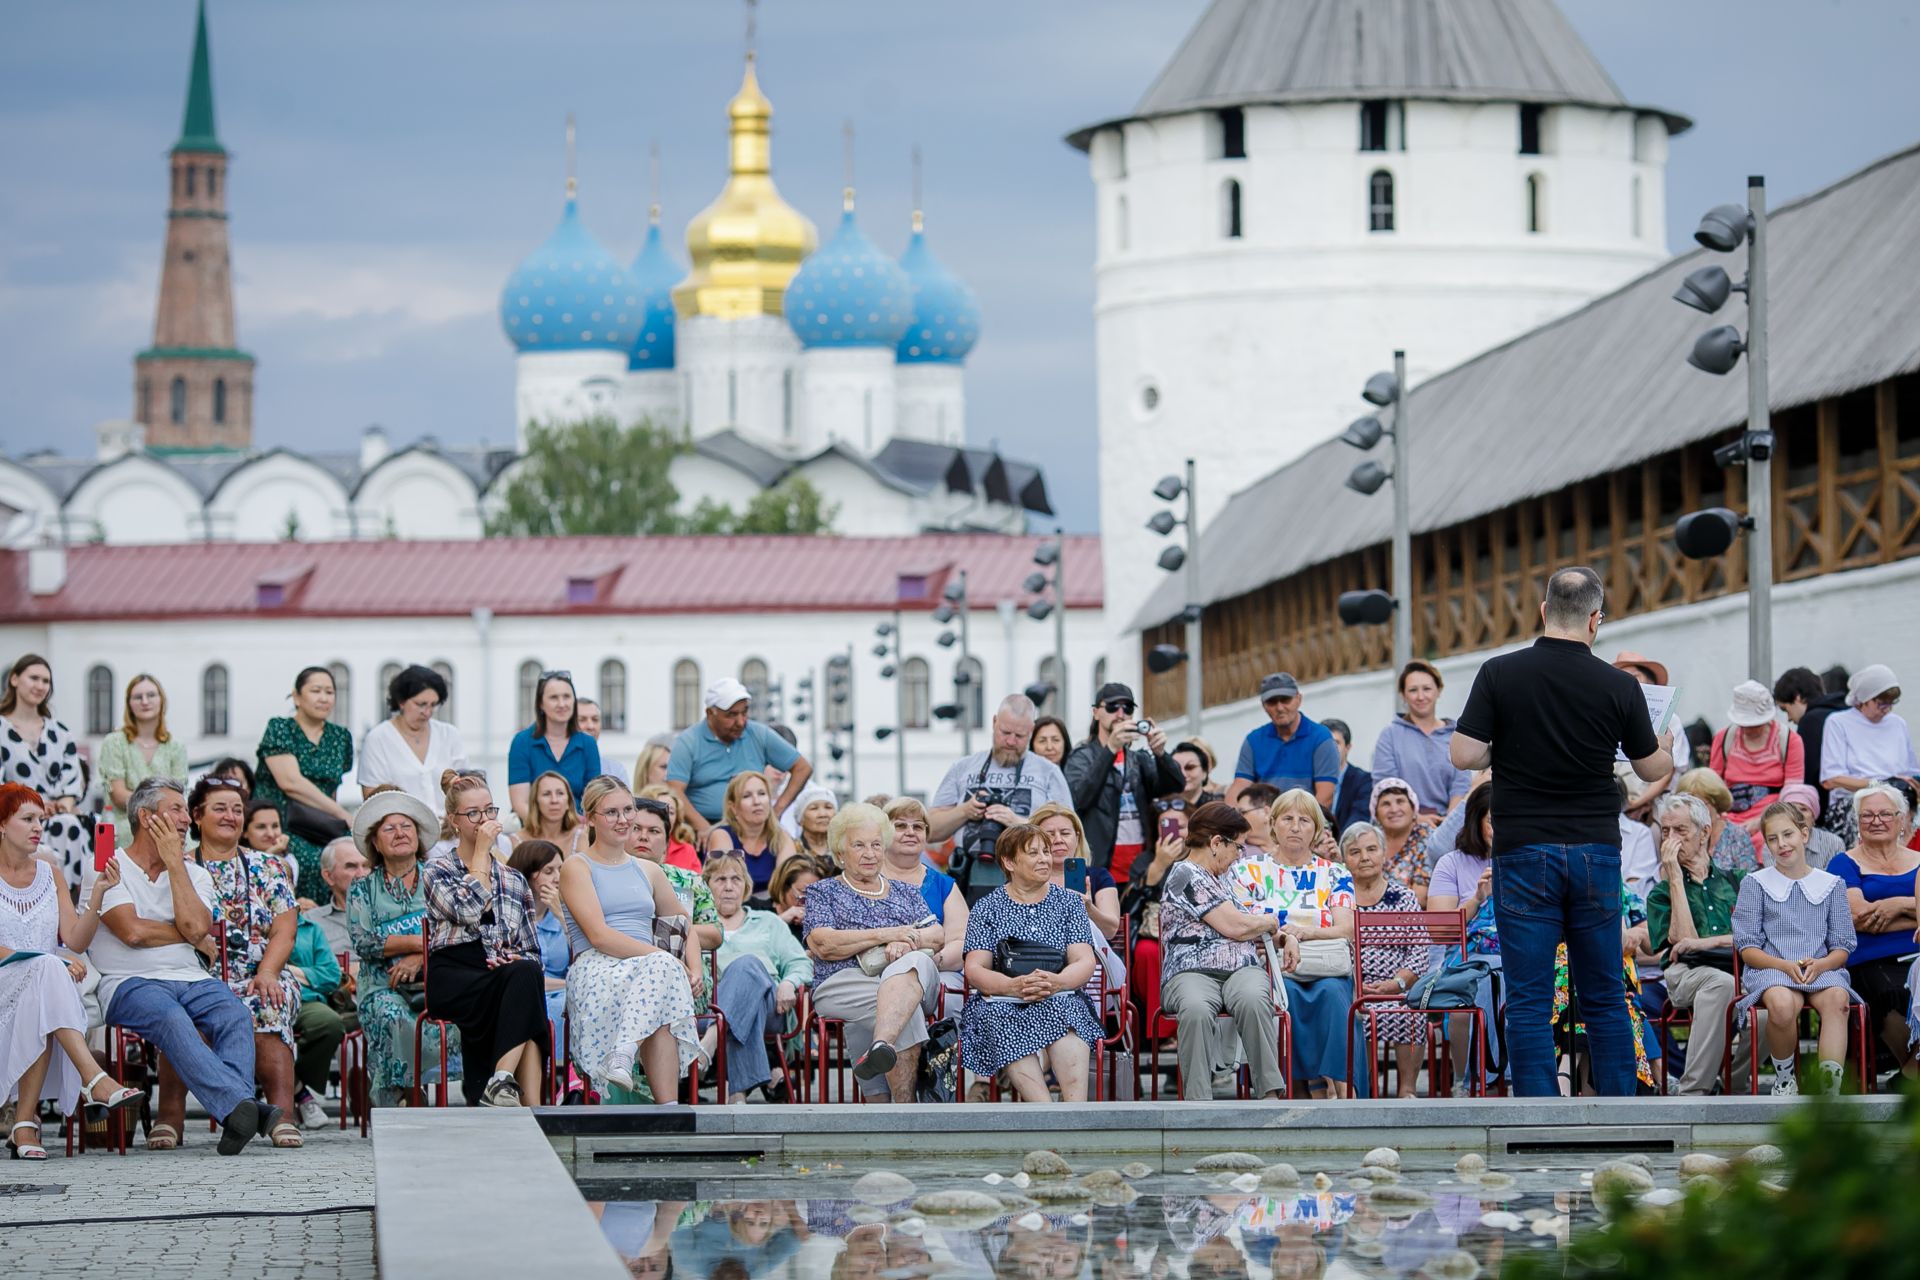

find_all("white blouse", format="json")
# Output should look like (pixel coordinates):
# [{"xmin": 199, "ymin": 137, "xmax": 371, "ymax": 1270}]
[
  {"xmin": 1820, "ymin": 709, "xmax": 1920, "ymax": 784},
  {"xmin": 357, "ymin": 718, "xmax": 469, "ymax": 815}
]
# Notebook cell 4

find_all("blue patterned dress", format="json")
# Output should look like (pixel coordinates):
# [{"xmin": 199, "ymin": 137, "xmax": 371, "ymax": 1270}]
[
  {"xmin": 200, "ymin": 850, "xmax": 304, "ymax": 1045},
  {"xmin": 346, "ymin": 864, "xmax": 459, "ymax": 1104},
  {"xmin": 960, "ymin": 885, "xmax": 1102, "ymax": 1076}
]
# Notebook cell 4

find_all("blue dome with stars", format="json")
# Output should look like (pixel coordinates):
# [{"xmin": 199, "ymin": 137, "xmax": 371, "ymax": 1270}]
[
  {"xmin": 784, "ymin": 201, "xmax": 914, "ymax": 349},
  {"xmin": 500, "ymin": 199, "xmax": 642, "ymax": 353},
  {"xmin": 627, "ymin": 217, "xmax": 685, "ymax": 370},
  {"xmin": 895, "ymin": 220, "xmax": 981, "ymax": 364}
]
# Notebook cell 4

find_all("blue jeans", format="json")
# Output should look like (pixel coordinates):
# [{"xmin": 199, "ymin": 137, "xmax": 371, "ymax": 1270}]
[
  {"xmin": 711, "ymin": 959, "xmax": 778, "ymax": 1095},
  {"xmin": 1492, "ymin": 843, "xmax": 1637, "ymax": 1098},
  {"xmin": 107, "ymin": 977, "xmax": 257, "ymax": 1124}
]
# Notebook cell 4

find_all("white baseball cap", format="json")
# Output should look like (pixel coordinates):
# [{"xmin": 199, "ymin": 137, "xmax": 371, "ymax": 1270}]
[{"xmin": 704, "ymin": 677, "xmax": 752, "ymax": 710}]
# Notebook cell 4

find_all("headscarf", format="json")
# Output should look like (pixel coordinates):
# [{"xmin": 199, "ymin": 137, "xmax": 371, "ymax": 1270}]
[{"xmin": 779, "ymin": 781, "xmax": 838, "ymax": 841}]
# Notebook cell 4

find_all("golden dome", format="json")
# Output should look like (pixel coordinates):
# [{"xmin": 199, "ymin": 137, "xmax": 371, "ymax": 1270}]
[{"xmin": 674, "ymin": 55, "xmax": 818, "ymax": 320}]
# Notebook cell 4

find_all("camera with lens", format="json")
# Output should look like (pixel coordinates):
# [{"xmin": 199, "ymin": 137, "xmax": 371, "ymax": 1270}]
[{"xmin": 955, "ymin": 784, "xmax": 1035, "ymax": 894}]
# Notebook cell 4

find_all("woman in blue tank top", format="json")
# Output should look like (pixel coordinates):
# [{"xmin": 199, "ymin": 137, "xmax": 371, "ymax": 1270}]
[
  {"xmin": 558, "ymin": 776, "xmax": 703, "ymax": 1099},
  {"xmin": 703, "ymin": 772, "xmax": 795, "ymax": 907}
]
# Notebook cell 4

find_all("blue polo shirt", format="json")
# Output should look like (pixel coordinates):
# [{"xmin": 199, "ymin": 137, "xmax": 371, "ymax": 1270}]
[
  {"xmin": 1234, "ymin": 713, "xmax": 1341, "ymax": 795},
  {"xmin": 668, "ymin": 719, "xmax": 801, "ymax": 822},
  {"xmin": 507, "ymin": 725, "xmax": 601, "ymax": 810}
]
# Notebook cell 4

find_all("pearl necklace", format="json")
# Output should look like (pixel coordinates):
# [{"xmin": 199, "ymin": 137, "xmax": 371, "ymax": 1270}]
[{"xmin": 844, "ymin": 875, "xmax": 889, "ymax": 899}]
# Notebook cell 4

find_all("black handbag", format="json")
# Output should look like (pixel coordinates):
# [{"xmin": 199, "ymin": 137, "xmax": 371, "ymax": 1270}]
[
  {"xmin": 992, "ymin": 939, "xmax": 1067, "ymax": 978},
  {"xmin": 286, "ymin": 800, "xmax": 349, "ymax": 846}
]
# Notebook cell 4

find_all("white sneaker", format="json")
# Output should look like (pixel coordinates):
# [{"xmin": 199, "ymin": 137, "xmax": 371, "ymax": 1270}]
[
  {"xmin": 295, "ymin": 1090, "xmax": 329, "ymax": 1130},
  {"xmin": 602, "ymin": 1064, "xmax": 636, "ymax": 1093},
  {"xmin": 1770, "ymin": 1071, "xmax": 1799, "ymax": 1097}
]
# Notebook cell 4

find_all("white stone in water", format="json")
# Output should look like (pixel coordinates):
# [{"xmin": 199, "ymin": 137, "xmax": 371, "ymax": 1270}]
[
  {"xmin": 1121, "ymin": 1162, "xmax": 1154, "ymax": 1180},
  {"xmin": 1347, "ymin": 1176, "xmax": 1374, "ymax": 1190},
  {"xmin": 1477, "ymin": 1172, "xmax": 1516, "ymax": 1192},
  {"xmin": 1229, "ymin": 1173, "xmax": 1261, "ymax": 1192},
  {"xmin": 1640, "ymin": 1188, "xmax": 1685, "ymax": 1208},
  {"xmin": 895, "ymin": 1217, "xmax": 926, "ymax": 1237},
  {"xmin": 1367, "ymin": 1185, "xmax": 1434, "ymax": 1218},
  {"xmin": 1618, "ymin": 1152, "xmax": 1653, "ymax": 1169},
  {"xmin": 1194, "ymin": 1152, "xmax": 1265, "ymax": 1172},
  {"xmin": 854, "ymin": 1171, "xmax": 917, "ymax": 1205},
  {"xmin": 1679, "ymin": 1153, "xmax": 1731, "ymax": 1178},
  {"xmin": 1029, "ymin": 1181, "xmax": 1094, "ymax": 1205},
  {"xmin": 1022, "ymin": 1149, "xmax": 1073, "ymax": 1177},
  {"xmin": 996, "ymin": 1193, "xmax": 1039, "ymax": 1213},
  {"xmin": 1259, "ymin": 1163, "xmax": 1301, "ymax": 1188},
  {"xmin": 1590, "ymin": 1161, "xmax": 1655, "ymax": 1199},
  {"xmin": 1358, "ymin": 1166, "xmax": 1399, "ymax": 1185},
  {"xmin": 1312, "ymin": 1172, "xmax": 1333, "ymax": 1191},
  {"xmin": 1579, "ymin": 1171, "xmax": 1595, "ymax": 1186},
  {"xmin": 913, "ymin": 1190, "xmax": 1005, "ymax": 1215},
  {"xmin": 1080, "ymin": 1169, "xmax": 1126, "ymax": 1188},
  {"xmin": 982, "ymin": 1173, "xmax": 1004, "ymax": 1185},
  {"xmin": 849, "ymin": 1204, "xmax": 888, "ymax": 1224},
  {"xmin": 1741, "ymin": 1144, "xmax": 1786, "ymax": 1167},
  {"xmin": 1069, "ymin": 1214, "xmax": 1091, "ymax": 1227},
  {"xmin": 1010, "ymin": 1172, "xmax": 1031, "ymax": 1188},
  {"xmin": 1454, "ymin": 1152, "xmax": 1488, "ymax": 1178},
  {"xmin": 1362, "ymin": 1146, "xmax": 1401, "ymax": 1171},
  {"xmin": 1480, "ymin": 1211, "xmax": 1524, "ymax": 1231},
  {"xmin": 1015, "ymin": 1213, "xmax": 1046, "ymax": 1232}
]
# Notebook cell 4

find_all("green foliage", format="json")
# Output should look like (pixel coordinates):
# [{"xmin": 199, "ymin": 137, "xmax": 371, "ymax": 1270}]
[
  {"xmin": 682, "ymin": 477, "xmax": 838, "ymax": 535},
  {"xmin": 485, "ymin": 415, "xmax": 687, "ymax": 537},
  {"xmin": 485, "ymin": 417, "xmax": 837, "ymax": 537},
  {"xmin": 282, "ymin": 508, "xmax": 301, "ymax": 541},
  {"xmin": 1507, "ymin": 1091, "xmax": 1920, "ymax": 1280}
]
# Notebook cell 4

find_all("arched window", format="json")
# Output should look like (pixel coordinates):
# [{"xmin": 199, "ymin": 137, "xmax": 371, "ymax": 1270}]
[
  {"xmin": 201, "ymin": 663, "xmax": 230, "ymax": 737},
  {"xmin": 1036, "ymin": 655, "xmax": 1063, "ymax": 714},
  {"xmin": 85, "ymin": 665, "xmax": 115, "ymax": 736},
  {"xmin": 955, "ymin": 656, "xmax": 985, "ymax": 731},
  {"xmin": 327, "ymin": 662, "xmax": 352, "ymax": 730},
  {"xmin": 431, "ymin": 660, "xmax": 455, "ymax": 723},
  {"xmin": 1526, "ymin": 173, "xmax": 1546, "ymax": 234},
  {"xmin": 1221, "ymin": 179, "xmax": 1243, "ymax": 239},
  {"xmin": 207, "ymin": 166, "xmax": 218, "ymax": 198},
  {"xmin": 672, "ymin": 659, "xmax": 701, "ymax": 731},
  {"xmin": 1217, "ymin": 107, "xmax": 1246, "ymax": 160},
  {"xmin": 517, "ymin": 660, "xmax": 542, "ymax": 729},
  {"xmin": 170, "ymin": 377, "xmax": 186, "ymax": 424},
  {"xmin": 1115, "ymin": 196, "xmax": 1130, "ymax": 252},
  {"xmin": 740, "ymin": 658, "xmax": 770, "ymax": 720},
  {"xmin": 185, "ymin": 165, "xmax": 196, "ymax": 197},
  {"xmin": 825, "ymin": 655, "xmax": 853, "ymax": 732},
  {"xmin": 378, "ymin": 663, "xmax": 403, "ymax": 721},
  {"xmin": 901, "ymin": 657, "xmax": 931, "ymax": 729},
  {"xmin": 1368, "ymin": 170, "xmax": 1395, "ymax": 233},
  {"xmin": 138, "ymin": 379, "xmax": 151, "ymax": 424},
  {"xmin": 213, "ymin": 378, "xmax": 227, "ymax": 424},
  {"xmin": 599, "ymin": 659, "xmax": 627, "ymax": 732},
  {"xmin": 1092, "ymin": 657, "xmax": 1108, "ymax": 705}
]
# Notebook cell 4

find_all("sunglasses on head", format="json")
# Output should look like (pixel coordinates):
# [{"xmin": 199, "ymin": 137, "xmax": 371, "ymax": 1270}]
[
  {"xmin": 203, "ymin": 777, "xmax": 247, "ymax": 789},
  {"xmin": 633, "ymin": 798, "xmax": 672, "ymax": 821},
  {"xmin": 1102, "ymin": 700, "xmax": 1136, "ymax": 715},
  {"xmin": 539, "ymin": 670, "xmax": 572, "ymax": 683}
]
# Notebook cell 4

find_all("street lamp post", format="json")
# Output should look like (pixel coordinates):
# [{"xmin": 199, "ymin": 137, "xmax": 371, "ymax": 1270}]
[
  {"xmin": 1024, "ymin": 540, "xmax": 1068, "ymax": 717},
  {"xmin": 934, "ymin": 570, "xmax": 973, "ymax": 754},
  {"xmin": 1147, "ymin": 460, "xmax": 1202, "ymax": 730},
  {"xmin": 1671, "ymin": 177, "xmax": 1772, "ymax": 681},
  {"xmin": 1336, "ymin": 356, "xmax": 1411, "ymax": 679},
  {"xmin": 874, "ymin": 616, "xmax": 905, "ymax": 795}
]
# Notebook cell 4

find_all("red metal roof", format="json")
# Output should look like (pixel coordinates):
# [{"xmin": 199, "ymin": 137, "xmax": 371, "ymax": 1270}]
[{"xmin": 0, "ymin": 534, "xmax": 1104, "ymax": 621}]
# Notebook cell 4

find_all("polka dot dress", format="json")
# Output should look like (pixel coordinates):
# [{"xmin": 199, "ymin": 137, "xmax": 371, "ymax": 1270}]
[
  {"xmin": 2, "ymin": 716, "xmax": 91, "ymax": 889},
  {"xmin": 959, "ymin": 885, "xmax": 1103, "ymax": 1076}
]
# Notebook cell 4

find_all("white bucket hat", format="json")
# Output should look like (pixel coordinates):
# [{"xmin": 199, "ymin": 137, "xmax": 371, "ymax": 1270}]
[
  {"xmin": 1849, "ymin": 664, "xmax": 1899, "ymax": 707},
  {"xmin": 1726, "ymin": 680, "xmax": 1777, "ymax": 728},
  {"xmin": 351, "ymin": 790, "xmax": 440, "ymax": 863}
]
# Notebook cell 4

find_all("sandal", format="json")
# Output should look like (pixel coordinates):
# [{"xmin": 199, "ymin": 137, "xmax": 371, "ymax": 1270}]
[
  {"xmin": 82, "ymin": 1070, "xmax": 145, "ymax": 1113},
  {"xmin": 7, "ymin": 1120, "xmax": 46, "ymax": 1161},
  {"xmin": 270, "ymin": 1122, "xmax": 304, "ymax": 1149},
  {"xmin": 146, "ymin": 1122, "xmax": 181, "ymax": 1152}
]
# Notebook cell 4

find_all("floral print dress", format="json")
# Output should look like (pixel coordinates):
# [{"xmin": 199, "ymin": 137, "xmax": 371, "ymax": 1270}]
[
  {"xmin": 255, "ymin": 716, "xmax": 354, "ymax": 902},
  {"xmin": 201, "ymin": 851, "xmax": 304, "ymax": 1044},
  {"xmin": 1550, "ymin": 885, "xmax": 1655, "ymax": 1088},
  {"xmin": 1, "ymin": 714, "xmax": 90, "ymax": 888},
  {"xmin": 1356, "ymin": 879, "xmax": 1429, "ymax": 1045}
]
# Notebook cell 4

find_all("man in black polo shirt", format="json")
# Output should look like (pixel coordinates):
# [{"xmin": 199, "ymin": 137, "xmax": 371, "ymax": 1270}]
[{"xmin": 1450, "ymin": 566, "xmax": 1674, "ymax": 1097}]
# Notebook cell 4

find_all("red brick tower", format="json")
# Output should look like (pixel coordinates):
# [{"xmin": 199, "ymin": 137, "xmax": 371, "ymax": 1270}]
[{"xmin": 134, "ymin": 0, "xmax": 253, "ymax": 449}]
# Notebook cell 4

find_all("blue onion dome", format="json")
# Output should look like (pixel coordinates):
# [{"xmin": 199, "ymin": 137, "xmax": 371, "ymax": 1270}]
[
  {"xmin": 785, "ymin": 193, "xmax": 914, "ymax": 349},
  {"xmin": 896, "ymin": 211, "xmax": 981, "ymax": 364},
  {"xmin": 627, "ymin": 208, "xmax": 685, "ymax": 370},
  {"xmin": 500, "ymin": 197, "xmax": 642, "ymax": 353}
]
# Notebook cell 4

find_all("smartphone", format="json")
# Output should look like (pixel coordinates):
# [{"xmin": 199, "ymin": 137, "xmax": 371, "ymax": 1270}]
[
  {"xmin": 1158, "ymin": 814, "xmax": 1182, "ymax": 845},
  {"xmin": 1064, "ymin": 857, "xmax": 1088, "ymax": 894},
  {"xmin": 93, "ymin": 821, "xmax": 116, "ymax": 872}
]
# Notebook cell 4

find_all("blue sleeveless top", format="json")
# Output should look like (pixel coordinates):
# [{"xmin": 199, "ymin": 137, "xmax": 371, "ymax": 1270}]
[
  {"xmin": 714, "ymin": 824, "xmax": 777, "ymax": 894},
  {"xmin": 565, "ymin": 856, "xmax": 658, "ymax": 955}
]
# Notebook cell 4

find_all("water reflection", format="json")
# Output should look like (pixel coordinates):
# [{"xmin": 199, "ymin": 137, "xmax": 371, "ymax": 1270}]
[{"xmin": 585, "ymin": 1182, "xmax": 1586, "ymax": 1279}]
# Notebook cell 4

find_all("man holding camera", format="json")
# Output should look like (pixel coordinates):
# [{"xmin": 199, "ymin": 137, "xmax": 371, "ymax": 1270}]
[
  {"xmin": 930, "ymin": 694, "xmax": 1072, "ymax": 902},
  {"xmin": 1063, "ymin": 682, "xmax": 1185, "ymax": 886}
]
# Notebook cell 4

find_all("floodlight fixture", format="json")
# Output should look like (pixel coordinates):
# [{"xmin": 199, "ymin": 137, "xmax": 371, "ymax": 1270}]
[
  {"xmin": 1026, "ymin": 599, "xmax": 1054, "ymax": 622},
  {"xmin": 1146, "ymin": 510, "xmax": 1178, "ymax": 536},
  {"xmin": 1032, "ymin": 541, "xmax": 1060, "ymax": 567},
  {"xmin": 1694, "ymin": 203, "xmax": 1752, "ymax": 253},
  {"xmin": 1361, "ymin": 371, "xmax": 1399, "ymax": 407},
  {"xmin": 1675, "ymin": 507, "xmax": 1750, "ymax": 560},
  {"xmin": 1687, "ymin": 325, "xmax": 1745, "ymax": 376},
  {"xmin": 1341, "ymin": 416, "xmax": 1385, "ymax": 451},
  {"xmin": 1337, "ymin": 589, "xmax": 1396, "ymax": 626},
  {"xmin": 1673, "ymin": 264, "xmax": 1735, "ymax": 314},
  {"xmin": 1152, "ymin": 475, "xmax": 1184, "ymax": 502},
  {"xmin": 1145, "ymin": 644, "xmax": 1187, "ymax": 674},
  {"xmin": 1346, "ymin": 460, "xmax": 1391, "ymax": 495},
  {"xmin": 1157, "ymin": 546, "xmax": 1186, "ymax": 572}
]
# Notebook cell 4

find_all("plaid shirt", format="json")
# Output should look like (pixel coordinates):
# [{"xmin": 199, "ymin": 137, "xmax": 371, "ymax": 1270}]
[{"xmin": 422, "ymin": 854, "xmax": 539, "ymax": 967}]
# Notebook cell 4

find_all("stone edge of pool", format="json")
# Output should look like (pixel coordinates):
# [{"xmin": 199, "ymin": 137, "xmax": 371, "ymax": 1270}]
[{"xmin": 374, "ymin": 1096, "xmax": 1899, "ymax": 1276}]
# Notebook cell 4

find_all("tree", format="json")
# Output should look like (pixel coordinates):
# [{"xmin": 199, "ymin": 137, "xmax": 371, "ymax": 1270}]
[
  {"xmin": 485, "ymin": 415, "xmax": 686, "ymax": 537},
  {"xmin": 683, "ymin": 477, "xmax": 839, "ymax": 535}
]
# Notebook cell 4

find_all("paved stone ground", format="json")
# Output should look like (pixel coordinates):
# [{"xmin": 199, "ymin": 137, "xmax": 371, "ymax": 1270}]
[{"xmin": 0, "ymin": 1113, "xmax": 374, "ymax": 1279}]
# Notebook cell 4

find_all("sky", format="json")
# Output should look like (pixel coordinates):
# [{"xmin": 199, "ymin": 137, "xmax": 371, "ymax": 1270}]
[{"xmin": 2, "ymin": 0, "xmax": 1916, "ymax": 533}]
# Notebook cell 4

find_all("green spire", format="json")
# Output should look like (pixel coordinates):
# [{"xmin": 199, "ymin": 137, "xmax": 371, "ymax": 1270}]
[{"xmin": 173, "ymin": 0, "xmax": 223, "ymax": 155}]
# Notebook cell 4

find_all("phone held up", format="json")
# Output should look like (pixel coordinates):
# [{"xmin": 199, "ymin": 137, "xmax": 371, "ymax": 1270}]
[
  {"xmin": 1063, "ymin": 856, "xmax": 1088, "ymax": 895},
  {"xmin": 1158, "ymin": 814, "xmax": 1183, "ymax": 846},
  {"xmin": 94, "ymin": 821, "xmax": 116, "ymax": 872}
]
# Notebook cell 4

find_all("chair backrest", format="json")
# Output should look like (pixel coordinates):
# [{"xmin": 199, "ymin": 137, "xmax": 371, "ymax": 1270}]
[{"xmin": 1351, "ymin": 909, "xmax": 1468, "ymax": 987}]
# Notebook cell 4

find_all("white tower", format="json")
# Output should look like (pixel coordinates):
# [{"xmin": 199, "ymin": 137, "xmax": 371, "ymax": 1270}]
[{"xmin": 1071, "ymin": 0, "xmax": 1689, "ymax": 658}]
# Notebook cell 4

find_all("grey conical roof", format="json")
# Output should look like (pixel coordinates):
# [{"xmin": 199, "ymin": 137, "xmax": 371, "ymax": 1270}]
[{"xmin": 1068, "ymin": 0, "xmax": 1688, "ymax": 149}]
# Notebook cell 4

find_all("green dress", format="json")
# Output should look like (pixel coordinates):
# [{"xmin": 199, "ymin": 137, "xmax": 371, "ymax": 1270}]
[
  {"xmin": 255, "ymin": 716, "xmax": 354, "ymax": 902},
  {"xmin": 96, "ymin": 733, "xmax": 190, "ymax": 848}
]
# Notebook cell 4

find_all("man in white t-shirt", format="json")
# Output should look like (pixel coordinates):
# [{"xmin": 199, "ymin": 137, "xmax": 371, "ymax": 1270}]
[
  {"xmin": 91, "ymin": 776, "xmax": 274, "ymax": 1154},
  {"xmin": 928, "ymin": 695, "xmax": 1073, "ymax": 897}
]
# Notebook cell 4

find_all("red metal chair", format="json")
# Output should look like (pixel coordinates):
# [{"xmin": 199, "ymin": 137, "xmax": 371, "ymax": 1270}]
[
  {"xmin": 1656, "ymin": 950, "xmax": 1745, "ymax": 1095},
  {"xmin": 1741, "ymin": 990, "xmax": 1875, "ymax": 1094},
  {"xmin": 65, "ymin": 1027, "xmax": 142, "ymax": 1156},
  {"xmin": 689, "ymin": 951, "xmax": 728, "ymax": 1105},
  {"xmin": 954, "ymin": 967, "xmax": 1127, "ymax": 1102},
  {"xmin": 1346, "ymin": 909, "xmax": 1488, "ymax": 1098},
  {"xmin": 409, "ymin": 943, "xmax": 457, "ymax": 1107},
  {"xmin": 1144, "ymin": 949, "xmax": 1294, "ymax": 1101}
]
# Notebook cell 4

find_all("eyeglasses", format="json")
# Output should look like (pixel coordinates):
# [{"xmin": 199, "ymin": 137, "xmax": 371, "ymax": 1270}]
[
  {"xmin": 202, "ymin": 777, "xmax": 247, "ymax": 790},
  {"xmin": 597, "ymin": 806, "xmax": 639, "ymax": 824},
  {"xmin": 1858, "ymin": 810, "xmax": 1900, "ymax": 825},
  {"xmin": 1870, "ymin": 694, "xmax": 1901, "ymax": 709},
  {"xmin": 454, "ymin": 805, "xmax": 500, "ymax": 822},
  {"xmin": 539, "ymin": 670, "xmax": 572, "ymax": 683},
  {"xmin": 1102, "ymin": 701, "xmax": 1136, "ymax": 715}
]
